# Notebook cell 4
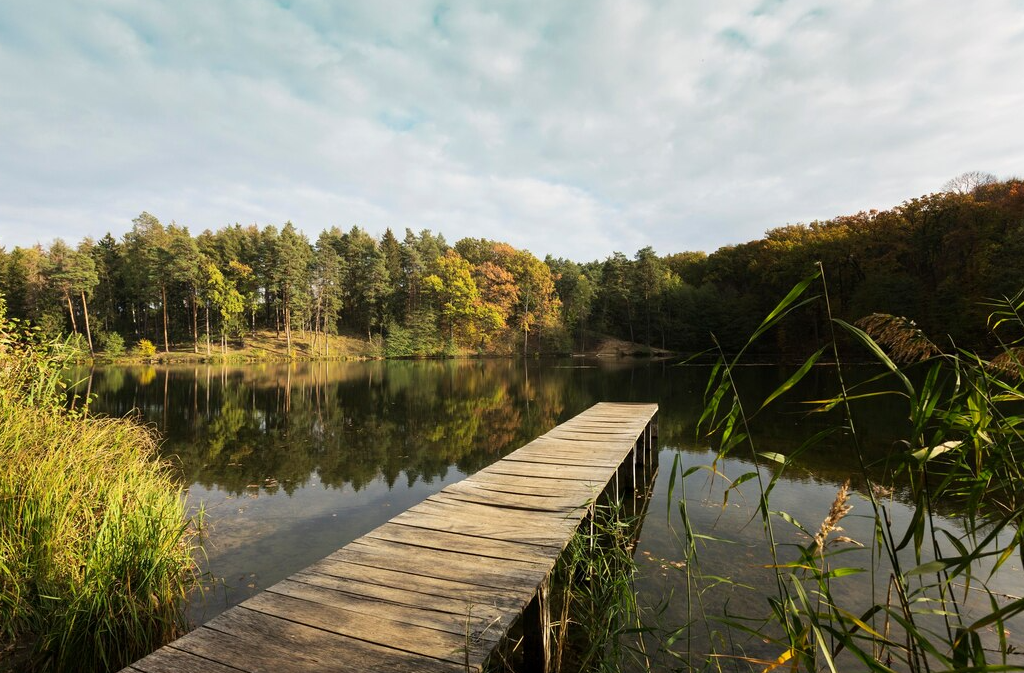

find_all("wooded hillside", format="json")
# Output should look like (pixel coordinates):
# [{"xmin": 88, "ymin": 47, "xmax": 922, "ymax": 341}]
[{"xmin": 2, "ymin": 178, "xmax": 1021, "ymax": 357}]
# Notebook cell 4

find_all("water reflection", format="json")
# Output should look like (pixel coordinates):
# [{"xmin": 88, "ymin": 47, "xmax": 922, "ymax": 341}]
[{"xmin": 69, "ymin": 360, "xmax": 941, "ymax": 640}]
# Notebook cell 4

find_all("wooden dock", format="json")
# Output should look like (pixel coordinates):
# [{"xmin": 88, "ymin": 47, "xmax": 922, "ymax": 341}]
[{"xmin": 123, "ymin": 402, "xmax": 658, "ymax": 673}]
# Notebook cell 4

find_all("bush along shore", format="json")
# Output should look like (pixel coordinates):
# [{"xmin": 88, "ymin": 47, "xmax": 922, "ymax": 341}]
[{"xmin": 0, "ymin": 294, "xmax": 201, "ymax": 673}]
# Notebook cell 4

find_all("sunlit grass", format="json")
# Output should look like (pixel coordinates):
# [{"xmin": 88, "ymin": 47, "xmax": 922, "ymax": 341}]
[{"xmin": 0, "ymin": 303, "xmax": 200, "ymax": 673}]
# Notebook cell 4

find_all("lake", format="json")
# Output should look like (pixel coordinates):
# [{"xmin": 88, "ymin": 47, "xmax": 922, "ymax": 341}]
[{"xmin": 69, "ymin": 359, "xmax": 1024, "ymax": 669}]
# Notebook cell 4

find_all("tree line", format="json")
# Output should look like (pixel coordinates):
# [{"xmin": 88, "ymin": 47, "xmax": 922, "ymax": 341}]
[{"xmin": 1, "ymin": 176, "xmax": 1022, "ymax": 357}]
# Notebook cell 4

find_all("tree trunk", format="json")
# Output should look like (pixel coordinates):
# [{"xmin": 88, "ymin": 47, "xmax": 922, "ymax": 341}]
[
  {"xmin": 65, "ymin": 292, "xmax": 78, "ymax": 334},
  {"xmin": 313, "ymin": 297, "xmax": 322, "ymax": 357},
  {"xmin": 522, "ymin": 288, "xmax": 530, "ymax": 357},
  {"xmin": 64, "ymin": 292, "xmax": 78, "ymax": 334},
  {"xmin": 192, "ymin": 292, "xmax": 199, "ymax": 354},
  {"xmin": 80, "ymin": 291, "xmax": 94, "ymax": 356},
  {"xmin": 645, "ymin": 294, "xmax": 652, "ymax": 347},
  {"xmin": 161, "ymin": 284, "xmax": 170, "ymax": 353},
  {"xmin": 285, "ymin": 293, "xmax": 292, "ymax": 357},
  {"xmin": 625, "ymin": 297, "xmax": 635, "ymax": 343},
  {"xmin": 205, "ymin": 305, "xmax": 211, "ymax": 356}
]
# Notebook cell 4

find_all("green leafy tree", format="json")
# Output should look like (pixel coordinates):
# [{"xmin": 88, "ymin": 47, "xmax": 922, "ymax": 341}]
[
  {"xmin": 274, "ymin": 223, "xmax": 312, "ymax": 356},
  {"xmin": 44, "ymin": 239, "xmax": 99, "ymax": 354},
  {"xmin": 311, "ymin": 233, "xmax": 346, "ymax": 357},
  {"xmin": 633, "ymin": 246, "xmax": 665, "ymax": 348},
  {"xmin": 168, "ymin": 225, "xmax": 205, "ymax": 353},
  {"xmin": 424, "ymin": 250, "xmax": 502, "ymax": 348},
  {"xmin": 123, "ymin": 212, "xmax": 172, "ymax": 352},
  {"xmin": 91, "ymin": 233, "xmax": 125, "ymax": 335},
  {"xmin": 380, "ymin": 228, "xmax": 404, "ymax": 325},
  {"xmin": 202, "ymin": 261, "xmax": 245, "ymax": 355},
  {"xmin": 399, "ymin": 229, "xmax": 426, "ymax": 316},
  {"xmin": 343, "ymin": 227, "xmax": 390, "ymax": 339},
  {"xmin": 2, "ymin": 245, "xmax": 46, "ymax": 324},
  {"xmin": 548, "ymin": 257, "xmax": 594, "ymax": 352}
]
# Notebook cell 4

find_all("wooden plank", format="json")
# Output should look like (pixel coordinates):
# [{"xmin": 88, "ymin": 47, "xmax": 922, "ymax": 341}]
[
  {"xmin": 543, "ymin": 430, "xmax": 641, "ymax": 442},
  {"xmin": 348, "ymin": 534, "xmax": 557, "ymax": 578},
  {"xmin": 452, "ymin": 481, "xmax": 596, "ymax": 502},
  {"xmin": 175, "ymin": 609, "xmax": 466, "ymax": 673},
  {"xmin": 515, "ymin": 438, "xmax": 631, "ymax": 453},
  {"xmin": 387, "ymin": 507, "xmax": 572, "ymax": 548},
  {"xmin": 327, "ymin": 537, "xmax": 551, "ymax": 589},
  {"xmin": 288, "ymin": 567, "xmax": 512, "ymax": 621},
  {"xmin": 243, "ymin": 589, "xmax": 496, "ymax": 664},
  {"xmin": 409, "ymin": 499, "xmax": 585, "ymax": 538},
  {"xmin": 502, "ymin": 452, "xmax": 625, "ymax": 469},
  {"xmin": 518, "ymin": 436, "xmax": 632, "ymax": 451},
  {"xmin": 428, "ymin": 489, "xmax": 586, "ymax": 514},
  {"xmin": 441, "ymin": 481, "xmax": 592, "ymax": 509},
  {"xmin": 262, "ymin": 580, "xmax": 505, "ymax": 642},
  {"xmin": 298, "ymin": 560, "xmax": 523, "ymax": 611},
  {"xmin": 477, "ymin": 460, "xmax": 615, "ymax": 482},
  {"xmin": 131, "ymin": 648, "xmax": 248, "ymax": 673},
  {"xmin": 365, "ymin": 521, "xmax": 556, "ymax": 564},
  {"xmin": 465, "ymin": 471, "xmax": 604, "ymax": 496}
]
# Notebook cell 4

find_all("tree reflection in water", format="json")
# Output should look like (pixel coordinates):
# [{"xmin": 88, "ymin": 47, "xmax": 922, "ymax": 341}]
[{"xmin": 67, "ymin": 359, "xmax": 910, "ymax": 628}]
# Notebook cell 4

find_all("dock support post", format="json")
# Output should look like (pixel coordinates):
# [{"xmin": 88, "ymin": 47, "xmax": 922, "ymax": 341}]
[
  {"xmin": 522, "ymin": 576, "xmax": 551, "ymax": 672},
  {"xmin": 617, "ymin": 447, "xmax": 636, "ymax": 497}
]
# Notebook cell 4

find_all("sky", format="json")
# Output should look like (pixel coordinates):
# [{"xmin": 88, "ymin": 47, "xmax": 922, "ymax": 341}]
[{"xmin": 1, "ymin": 1, "xmax": 1022, "ymax": 261}]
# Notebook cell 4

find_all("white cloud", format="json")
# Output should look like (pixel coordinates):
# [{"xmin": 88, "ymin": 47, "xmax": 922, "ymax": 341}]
[{"xmin": 1, "ymin": 0, "xmax": 1022, "ymax": 259}]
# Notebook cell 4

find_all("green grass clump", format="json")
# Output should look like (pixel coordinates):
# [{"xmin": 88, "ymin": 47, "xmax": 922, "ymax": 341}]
[{"xmin": 0, "ymin": 297, "xmax": 199, "ymax": 673}]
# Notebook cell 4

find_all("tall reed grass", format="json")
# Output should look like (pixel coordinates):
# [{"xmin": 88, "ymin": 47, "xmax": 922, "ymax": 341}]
[
  {"xmin": 551, "ymin": 501, "xmax": 649, "ymax": 673},
  {"xmin": 661, "ymin": 268, "xmax": 1024, "ymax": 671},
  {"xmin": 0, "ymin": 296, "xmax": 199, "ymax": 673}
]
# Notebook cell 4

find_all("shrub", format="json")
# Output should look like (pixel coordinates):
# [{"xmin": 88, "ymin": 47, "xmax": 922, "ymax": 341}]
[
  {"xmin": 135, "ymin": 338, "xmax": 157, "ymax": 358},
  {"xmin": 98, "ymin": 331, "xmax": 126, "ymax": 358}
]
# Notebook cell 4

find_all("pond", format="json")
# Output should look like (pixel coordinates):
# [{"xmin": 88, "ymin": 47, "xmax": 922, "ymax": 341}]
[{"xmin": 69, "ymin": 359, "xmax": 1024, "ymax": 668}]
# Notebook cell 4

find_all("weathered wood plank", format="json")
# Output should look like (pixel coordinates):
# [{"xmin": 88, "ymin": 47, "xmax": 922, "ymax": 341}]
[
  {"xmin": 428, "ymin": 489, "xmax": 586, "ymax": 514},
  {"xmin": 365, "ymin": 521, "xmax": 556, "ymax": 564},
  {"xmin": 464, "ymin": 471, "xmax": 604, "ymax": 496},
  {"xmin": 288, "ymin": 567, "xmax": 512, "ymax": 621},
  {"xmin": 503, "ymin": 452, "xmax": 626, "ymax": 469},
  {"xmin": 387, "ymin": 507, "xmax": 572, "ymax": 547},
  {"xmin": 298, "ymin": 560, "xmax": 523, "ymax": 611},
  {"xmin": 243, "ymin": 589, "xmax": 496, "ymax": 664},
  {"xmin": 477, "ymin": 460, "xmax": 616, "ymax": 481},
  {"xmin": 543, "ymin": 430, "xmax": 641, "ymax": 442},
  {"xmin": 411, "ymin": 496, "xmax": 583, "ymax": 527},
  {"xmin": 174, "ymin": 609, "xmax": 467, "ymax": 673},
  {"xmin": 328, "ymin": 537, "xmax": 551, "ymax": 589},
  {"xmin": 131, "ymin": 648, "xmax": 247, "ymax": 673}
]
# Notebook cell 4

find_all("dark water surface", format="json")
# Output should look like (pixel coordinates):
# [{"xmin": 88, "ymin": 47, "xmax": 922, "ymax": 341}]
[{"xmin": 70, "ymin": 359, "xmax": 1024, "ymax": 667}]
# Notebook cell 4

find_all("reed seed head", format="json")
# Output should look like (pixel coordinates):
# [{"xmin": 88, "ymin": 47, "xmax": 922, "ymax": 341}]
[{"xmin": 813, "ymin": 479, "xmax": 853, "ymax": 552}]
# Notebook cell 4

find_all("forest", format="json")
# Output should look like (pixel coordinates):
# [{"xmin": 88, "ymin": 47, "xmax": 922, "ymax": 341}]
[{"xmin": 1, "ymin": 176, "xmax": 1022, "ymax": 359}]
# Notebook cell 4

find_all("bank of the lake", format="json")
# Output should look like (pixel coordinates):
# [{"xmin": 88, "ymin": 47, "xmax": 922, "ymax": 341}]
[{"xmin": 74, "ymin": 329, "xmax": 677, "ymax": 366}]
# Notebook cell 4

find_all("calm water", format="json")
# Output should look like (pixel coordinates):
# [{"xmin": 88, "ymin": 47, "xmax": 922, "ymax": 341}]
[{"xmin": 69, "ymin": 359, "xmax": 1024, "ymax": 667}]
